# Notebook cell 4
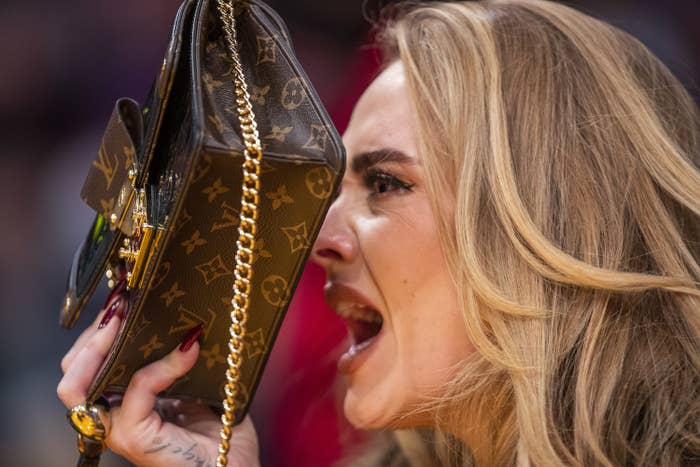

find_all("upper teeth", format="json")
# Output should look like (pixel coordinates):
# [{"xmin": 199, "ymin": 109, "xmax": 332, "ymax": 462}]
[{"xmin": 335, "ymin": 302, "xmax": 382, "ymax": 323}]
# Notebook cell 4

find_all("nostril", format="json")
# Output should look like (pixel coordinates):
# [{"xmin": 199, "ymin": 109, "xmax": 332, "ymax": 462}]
[{"xmin": 315, "ymin": 248, "xmax": 343, "ymax": 260}]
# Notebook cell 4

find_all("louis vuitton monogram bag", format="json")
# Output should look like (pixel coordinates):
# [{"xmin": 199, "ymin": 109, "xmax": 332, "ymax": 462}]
[{"xmin": 59, "ymin": 0, "xmax": 344, "ymax": 465}]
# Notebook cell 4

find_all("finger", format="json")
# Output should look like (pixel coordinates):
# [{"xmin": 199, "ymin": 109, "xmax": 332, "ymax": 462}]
[
  {"xmin": 57, "ymin": 314, "xmax": 121, "ymax": 408},
  {"xmin": 118, "ymin": 343, "xmax": 200, "ymax": 429},
  {"xmin": 61, "ymin": 293, "xmax": 125, "ymax": 373},
  {"xmin": 60, "ymin": 307, "xmax": 109, "ymax": 373}
]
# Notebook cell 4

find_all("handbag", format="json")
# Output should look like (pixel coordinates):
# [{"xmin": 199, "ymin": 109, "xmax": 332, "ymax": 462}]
[{"xmin": 59, "ymin": 0, "xmax": 344, "ymax": 465}]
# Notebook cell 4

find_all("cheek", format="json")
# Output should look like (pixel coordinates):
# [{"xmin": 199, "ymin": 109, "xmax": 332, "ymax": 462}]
[
  {"xmin": 377, "ymin": 212, "xmax": 468, "ymax": 371},
  {"xmin": 349, "ymin": 207, "xmax": 473, "ymax": 427},
  {"xmin": 396, "ymin": 277, "xmax": 473, "ymax": 394}
]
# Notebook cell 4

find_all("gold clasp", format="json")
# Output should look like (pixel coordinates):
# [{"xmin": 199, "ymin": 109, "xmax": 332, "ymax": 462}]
[
  {"xmin": 108, "ymin": 168, "xmax": 139, "ymax": 235},
  {"xmin": 119, "ymin": 223, "xmax": 155, "ymax": 289},
  {"xmin": 116, "ymin": 186, "xmax": 160, "ymax": 289}
]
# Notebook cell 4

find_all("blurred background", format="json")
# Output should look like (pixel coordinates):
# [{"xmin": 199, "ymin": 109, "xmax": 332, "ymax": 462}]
[{"xmin": 0, "ymin": 0, "xmax": 697, "ymax": 466}]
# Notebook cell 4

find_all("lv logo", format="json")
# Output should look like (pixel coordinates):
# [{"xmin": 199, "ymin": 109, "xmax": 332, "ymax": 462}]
[
  {"xmin": 94, "ymin": 145, "xmax": 119, "ymax": 190},
  {"xmin": 168, "ymin": 305, "xmax": 216, "ymax": 340},
  {"xmin": 211, "ymin": 200, "xmax": 239, "ymax": 232}
]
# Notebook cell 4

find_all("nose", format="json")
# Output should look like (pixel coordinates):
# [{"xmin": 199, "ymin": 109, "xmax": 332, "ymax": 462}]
[{"xmin": 310, "ymin": 195, "xmax": 357, "ymax": 269}]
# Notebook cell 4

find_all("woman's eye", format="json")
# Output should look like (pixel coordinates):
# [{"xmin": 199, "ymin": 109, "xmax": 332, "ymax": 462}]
[{"xmin": 363, "ymin": 169, "xmax": 415, "ymax": 198}]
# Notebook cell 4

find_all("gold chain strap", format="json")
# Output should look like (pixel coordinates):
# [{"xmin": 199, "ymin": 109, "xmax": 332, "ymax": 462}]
[{"xmin": 215, "ymin": 1, "xmax": 263, "ymax": 465}]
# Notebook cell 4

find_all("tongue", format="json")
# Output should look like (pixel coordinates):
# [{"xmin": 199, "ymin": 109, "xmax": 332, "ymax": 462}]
[{"xmin": 348, "ymin": 318, "xmax": 381, "ymax": 345}]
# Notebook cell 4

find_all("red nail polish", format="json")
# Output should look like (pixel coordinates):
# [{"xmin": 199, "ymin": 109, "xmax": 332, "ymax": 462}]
[
  {"xmin": 179, "ymin": 325, "xmax": 203, "ymax": 352},
  {"xmin": 104, "ymin": 279, "xmax": 126, "ymax": 308},
  {"xmin": 98, "ymin": 297, "xmax": 125, "ymax": 329}
]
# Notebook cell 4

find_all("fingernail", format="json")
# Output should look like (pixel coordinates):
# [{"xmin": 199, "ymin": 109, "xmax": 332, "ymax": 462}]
[
  {"xmin": 179, "ymin": 325, "xmax": 203, "ymax": 352},
  {"xmin": 98, "ymin": 297, "xmax": 124, "ymax": 329},
  {"xmin": 103, "ymin": 279, "xmax": 126, "ymax": 308}
]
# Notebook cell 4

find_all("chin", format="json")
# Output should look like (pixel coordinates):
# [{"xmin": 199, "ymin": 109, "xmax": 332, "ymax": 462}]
[
  {"xmin": 342, "ymin": 386, "xmax": 425, "ymax": 431},
  {"xmin": 342, "ymin": 386, "xmax": 395, "ymax": 430}
]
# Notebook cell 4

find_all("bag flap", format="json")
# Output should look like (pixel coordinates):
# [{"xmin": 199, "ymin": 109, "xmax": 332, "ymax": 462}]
[
  {"xmin": 80, "ymin": 97, "xmax": 142, "ymax": 234},
  {"xmin": 60, "ymin": 0, "xmax": 197, "ymax": 329}
]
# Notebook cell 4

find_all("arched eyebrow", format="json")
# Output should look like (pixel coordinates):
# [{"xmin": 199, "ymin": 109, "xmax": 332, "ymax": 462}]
[{"xmin": 350, "ymin": 149, "xmax": 418, "ymax": 174}]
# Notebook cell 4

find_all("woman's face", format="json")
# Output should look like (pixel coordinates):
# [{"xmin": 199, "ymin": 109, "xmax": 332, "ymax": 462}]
[{"xmin": 311, "ymin": 61, "xmax": 473, "ymax": 429}]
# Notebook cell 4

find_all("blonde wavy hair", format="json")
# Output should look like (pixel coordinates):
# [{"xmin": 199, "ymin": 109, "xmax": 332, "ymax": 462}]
[{"xmin": 353, "ymin": 0, "xmax": 700, "ymax": 465}]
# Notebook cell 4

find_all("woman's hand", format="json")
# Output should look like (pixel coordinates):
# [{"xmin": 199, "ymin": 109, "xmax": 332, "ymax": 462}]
[{"xmin": 57, "ymin": 306, "xmax": 260, "ymax": 467}]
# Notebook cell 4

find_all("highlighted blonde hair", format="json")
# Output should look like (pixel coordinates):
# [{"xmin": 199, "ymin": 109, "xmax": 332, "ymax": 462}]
[{"xmin": 370, "ymin": 0, "xmax": 700, "ymax": 465}]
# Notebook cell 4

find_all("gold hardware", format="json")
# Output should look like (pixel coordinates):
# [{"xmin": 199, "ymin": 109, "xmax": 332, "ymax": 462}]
[
  {"xmin": 130, "ymin": 189, "xmax": 148, "ymax": 236},
  {"xmin": 106, "ymin": 268, "xmax": 115, "ymax": 289},
  {"xmin": 140, "ymin": 226, "xmax": 165, "ymax": 288},
  {"xmin": 118, "ymin": 238, "xmax": 138, "ymax": 263},
  {"xmin": 215, "ymin": 2, "xmax": 263, "ymax": 465},
  {"xmin": 115, "ymin": 184, "xmax": 158, "ymax": 289},
  {"xmin": 77, "ymin": 434, "xmax": 106, "ymax": 456},
  {"xmin": 130, "ymin": 224, "xmax": 154, "ymax": 288},
  {"xmin": 107, "ymin": 165, "xmax": 143, "ymax": 235},
  {"xmin": 109, "ymin": 178, "xmax": 137, "ymax": 234},
  {"xmin": 67, "ymin": 404, "xmax": 111, "ymax": 442},
  {"xmin": 119, "ymin": 223, "xmax": 155, "ymax": 289}
]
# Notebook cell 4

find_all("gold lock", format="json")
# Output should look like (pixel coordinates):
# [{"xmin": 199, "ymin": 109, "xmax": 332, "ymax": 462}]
[
  {"xmin": 119, "ymin": 224, "xmax": 155, "ymax": 289},
  {"xmin": 117, "ymin": 187, "xmax": 159, "ymax": 289}
]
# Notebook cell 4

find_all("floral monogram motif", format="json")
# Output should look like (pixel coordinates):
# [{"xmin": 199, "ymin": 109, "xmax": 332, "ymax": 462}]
[
  {"xmin": 244, "ymin": 329, "xmax": 266, "ymax": 358},
  {"xmin": 282, "ymin": 222, "xmax": 310, "ymax": 254},
  {"xmin": 265, "ymin": 184, "xmax": 294, "ymax": 210},
  {"xmin": 261, "ymin": 275, "xmax": 290, "ymax": 307},
  {"xmin": 200, "ymin": 343, "xmax": 226, "ymax": 369},
  {"xmin": 256, "ymin": 35, "xmax": 277, "ymax": 64},
  {"xmin": 250, "ymin": 84, "xmax": 270, "ymax": 105},
  {"xmin": 181, "ymin": 229, "xmax": 207, "ymax": 255},
  {"xmin": 160, "ymin": 281, "xmax": 186, "ymax": 307},
  {"xmin": 139, "ymin": 334, "xmax": 165, "ymax": 359},
  {"xmin": 195, "ymin": 255, "xmax": 233, "ymax": 285},
  {"xmin": 202, "ymin": 178, "xmax": 230, "ymax": 203},
  {"xmin": 305, "ymin": 166, "xmax": 334, "ymax": 199},
  {"xmin": 281, "ymin": 77, "xmax": 306, "ymax": 110},
  {"xmin": 252, "ymin": 238, "xmax": 272, "ymax": 263},
  {"xmin": 302, "ymin": 124, "xmax": 329, "ymax": 152},
  {"xmin": 264, "ymin": 125, "xmax": 293, "ymax": 142}
]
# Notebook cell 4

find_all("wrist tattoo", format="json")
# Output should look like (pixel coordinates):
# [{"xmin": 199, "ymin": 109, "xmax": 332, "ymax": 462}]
[{"xmin": 144, "ymin": 437, "xmax": 214, "ymax": 467}]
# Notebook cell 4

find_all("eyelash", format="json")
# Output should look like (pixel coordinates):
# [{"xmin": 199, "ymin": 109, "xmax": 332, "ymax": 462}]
[{"xmin": 363, "ymin": 168, "xmax": 415, "ymax": 198}]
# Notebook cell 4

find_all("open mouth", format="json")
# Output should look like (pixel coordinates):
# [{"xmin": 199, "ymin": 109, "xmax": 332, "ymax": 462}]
[{"xmin": 335, "ymin": 303, "xmax": 383, "ymax": 347}]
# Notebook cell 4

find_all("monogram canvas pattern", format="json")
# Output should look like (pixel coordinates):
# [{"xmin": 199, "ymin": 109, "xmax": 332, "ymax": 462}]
[{"xmin": 70, "ymin": 0, "xmax": 344, "ymax": 423}]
